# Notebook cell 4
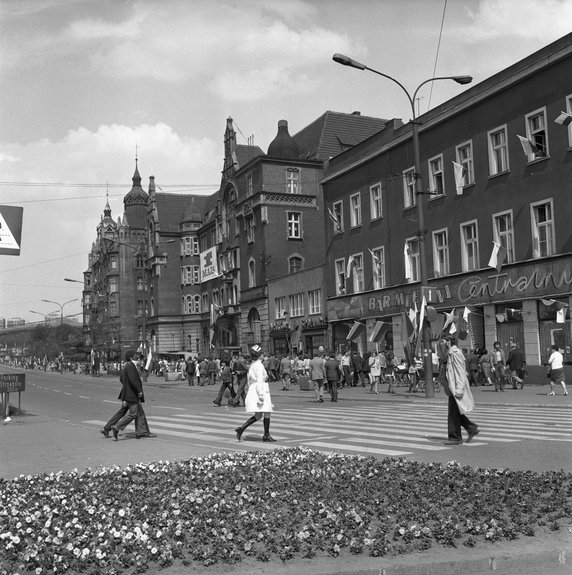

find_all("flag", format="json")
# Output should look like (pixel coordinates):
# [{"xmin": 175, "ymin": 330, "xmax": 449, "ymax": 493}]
[
  {"xmin": 402, "ymin": 311, "xmax": 415, "ymax": 343},
  {"xmin": 557, "ymin": 307, "xmax": 566, "ymax": 324},
  {"xmin": 517, "ymin": 135, "xmax": 542, "ymax": 157},
  {"xmin": 418, "ymin": 296, "xmax": 427, "ymax": 336},
  {"xmin": 488, "ymin": 241, "xmax": 507, "ymax": 272},
  {"xmin": 541, "ymin": 298, "xmax": 557, "ymax": 306},
  {"xmin": 408, "ymin": 305, "xmax": 417, "ymax": 332},
  {"xmin": 452, "ymin": 161, "xmax": 464, "ymax": 195},
  {"xmin": 404, "ymin": 243, "xmax": 412, "ymax": 280},
  {"xmin": 328, "ymin": 207, "xmax": 342, "ymax": 230},
  {"xmin": 555, "ymin": 111, "xmax": 572, "ymax": 126},
  {"xmin": 442, "ymin": 308, "xmax": 456, "ymax": 331},
  {"xmin": 145, "ymin": 348, "xmax": 153, "ymax": 371},
  {"xmin": 210, "ymin": 303, "xmax": 217, "ymax": 326},
  {"xmin": 449, "ymin": 321, "xmax": 457, "ymax": 334},
  {"xmin": 495, "ymin": 313, "xmax": 506, "ymax": 323},
  {"xmin": 456, "ymin": 308, "xmax": 468, "ymax": 339},
  {"xmin": 346, "ymin": 255, "xmax": 355, "ymax": 279},
  {"xmin": 368, "ymin": 248, "xmax": 380, "ymax": 267}
]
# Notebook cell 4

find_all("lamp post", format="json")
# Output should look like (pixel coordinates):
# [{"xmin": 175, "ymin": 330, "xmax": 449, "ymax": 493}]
[
  {"xmin": 332, "ymin": 53, "xmax": 472, "ymax": 397},
  {"xmin": 41, "ymin": 298, "xmax": 79, "ymax": 355}
]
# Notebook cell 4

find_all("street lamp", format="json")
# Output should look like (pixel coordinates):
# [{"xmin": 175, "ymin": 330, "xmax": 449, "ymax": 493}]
[
  {"xmin": 332, "ymin": 53, "xmax": 472, "ymax": 397},
  {"xmin": 41, "ymin": 298, "xmax": 79, "ymax": 351}
]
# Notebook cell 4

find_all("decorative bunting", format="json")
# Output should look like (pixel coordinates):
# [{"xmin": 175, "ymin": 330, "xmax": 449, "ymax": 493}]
[
  {"xmin": 452, "ymin": 161, "xmax": 464, "ymax": 195},
  {"xmin": 488, "ymin": 241, "xmax": 507, "ymax": 272},
  {"xmin": 555, "ymin": 111, "xmax": 572, "ymax": 126}
]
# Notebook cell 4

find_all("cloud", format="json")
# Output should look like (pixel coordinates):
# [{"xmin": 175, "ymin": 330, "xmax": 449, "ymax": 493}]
[{"xmin": 460, "ymin": 0, "xmax": 572, "ymax": 41}]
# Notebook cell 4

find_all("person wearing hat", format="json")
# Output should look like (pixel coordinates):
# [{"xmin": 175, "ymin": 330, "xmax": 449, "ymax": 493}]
[{"xmin": 235, "ymin": 345, "xmax": 276, "ymax": 442}]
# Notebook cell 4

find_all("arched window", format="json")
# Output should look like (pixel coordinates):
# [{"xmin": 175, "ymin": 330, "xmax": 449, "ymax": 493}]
[
  {"xmin": 248, "ymin": 258, "xmax": 256, "ymax": 288},
  {"xmin": 193, "ymin": 295, "xmax": 201, "ymax": 314}
]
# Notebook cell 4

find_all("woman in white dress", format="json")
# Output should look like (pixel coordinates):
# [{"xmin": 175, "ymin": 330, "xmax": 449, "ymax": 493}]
[{"xmin": 235, "ymin": 345, "xmax": 276, "ymax": 442}]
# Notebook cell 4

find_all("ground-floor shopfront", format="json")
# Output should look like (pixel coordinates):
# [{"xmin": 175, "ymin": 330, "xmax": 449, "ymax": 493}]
[{"xmin": 327, "ymin": 256, "xmax": 571, "ymax": 368}]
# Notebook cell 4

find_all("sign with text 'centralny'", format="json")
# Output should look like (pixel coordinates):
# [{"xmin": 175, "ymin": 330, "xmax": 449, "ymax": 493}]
[
  {"xmin": 0, "ymin": 205, "xmax": 23, "ymax": 256},
  {"xmin": 200, "ymin": 246, "xmax": 219, "ymax": 283}
]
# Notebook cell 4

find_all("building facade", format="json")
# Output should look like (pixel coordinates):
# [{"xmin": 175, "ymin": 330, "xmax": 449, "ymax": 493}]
[{"xmin": 322, "ymin": 33, "xmax": 572, "ymax": 372}]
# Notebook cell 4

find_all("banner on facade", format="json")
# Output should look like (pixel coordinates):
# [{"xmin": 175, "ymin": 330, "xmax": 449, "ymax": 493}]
[{"xmin": 200, "ymin": 247, "xmax": 219, "ymax": 283}]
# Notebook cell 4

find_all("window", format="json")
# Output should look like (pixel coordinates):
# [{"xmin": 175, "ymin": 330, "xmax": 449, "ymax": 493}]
[
  {"xmin": 428, "ymin": 154, "xmax": 444, "ymax": 196},
  {"xmin": 289, "ymin": 293, "xmax": 304, "ymax": 317},
  {"xmin": 488, "ymin": 125, "xmax": 509, "ymax": 175},
  {"xmin": 137, "ymin": 300, "xmax": 144, "ymax": 317},
  {"xmin": 183, "ymin": 295, "xmax": 192, "ymax": 315},
  {"xmin": 192, "ymin": 237, "xmax": 199, "ymax": 255},
  {"xmin": 246, "ymin": 172, "xmax": 253, "ymax": 197},
  {"xmin": 461, "ymin": 221, "xmax": 479, "ymax": 271},
  {"xmin": 110, "ymin": 256, "xmax": 118, "ymax": 270},
  {"xmin": 286, "ymin": 168, "xmax": 300, "ymax": 194},
  {"xmin": 350, "ymin": 193, "xmax": 361, "ymax": 227},
  {"xmin": 371, "ymin": 246, "xmax": 385, "ymax": 289},
  {"xmin": 275, "ymin": 296, "xmax": 287, "ymax": 319},
  {"xmin": 492, "ymin": 211, "xmax": 515, "ymax": 264},
  {"xmin": 287, "ymin": 212, "xmax": 302, "ymax": 239},
  {"xmin": 332, "ymin": 200, "xmax": 344, "ymax": 233},
  {"xmin": 350, "ymin": 253, "xmax": 364, "ymax": 293},
  {"xmin": 403, "ymin": 168, "xmax": 416, "ymax": 208},
  {"xmin": 405, "ymin": 238, "xmax": 420, "ymax": 282},
  {"xmin": 181, "ymin": 237, "xmax": 192, "ymax": 256},
  {"xmin": 202, "ymin": 293, "xmax": 208, "ymax": 312},
  {"xmin": 456, "ymin": 141, "xmax": 474, "ymax": 187},
  {"xmin": 193, "ymin": 295, "xmax": 201, "ymax": 314},
  {"xmin": 246, "ymin": 216, "xmax": 255, "ymax": 243},
  {"xmin": 109, "ymin": 300, "xmax": 117, "ymax": 315},
  {"xmin": 289, "ymin": 255, "xmax": 303, "ymax": 273},
  {"xmin": 531, "ymin": 200, "xmax": 555, "ymax": 258},
  {"xmin": 136, "ymin": 255, "xmax": 144, "ymax": 268},
  {"xmin": 248, "ymin": 258, "xmax": 255, "ymax": 288},
  {"xmin": 525, "ymin": 108, "xmax": 548, "ymax": 160},
  {"xmin": 308, "ymin": 289, "xmax": 322, "ymax": 314},
  {"xmin": 370, "ymin": 183, "xmax": 383, "ymax": 220},
  {"xmin": 335, "ymin": 259, "xmax": 346, "ymax": 295},
  {"xmin": 137, "ymin": 277, "xmax": 144, "ymax": 291},
  {"xmin": 108, "ymin": 277, "xmax": 118, "ymax": 294},
  {"xmin": 432, "ymin": 229, "xmax": 449, "ymax": 277}
]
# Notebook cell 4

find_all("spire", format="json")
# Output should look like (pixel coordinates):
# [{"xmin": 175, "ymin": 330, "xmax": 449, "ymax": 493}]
[{"xmin": 103, "ymin": 182, "xmax": 111, "ymax": 217}]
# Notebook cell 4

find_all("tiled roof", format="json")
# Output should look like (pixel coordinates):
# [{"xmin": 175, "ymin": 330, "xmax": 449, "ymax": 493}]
[
  {"xmin": 293, "ymin": 111, "xmax": 387, "ymax": 161},
  {"xmin": 155, "ymin": 193, "xmax": 210, "ymax": 232},
  {"xmin": 235, "ymin": 144, "xmax": 265, "ymax": 168}
]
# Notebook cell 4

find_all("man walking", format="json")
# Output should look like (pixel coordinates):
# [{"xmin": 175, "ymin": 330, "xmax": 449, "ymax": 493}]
[
  {"xmin": 444, "ymin": 335, "xmax": 480, "ymax": 445},
  {"xmin": 229, "ymin": 354, "xmax": 248, "ymax": 407},
  {"xmin": 109, "ymin": 350, "xmax": 156, "ymax": 440},
  {"xmin": 309, "ymin": 352, "xmax": 326, "ymax": 402},
  {"xmin": 506, "ymin": 342, "xmax": 525, "ymax": 389},
  {"xmin": 324, "ymin": 352, "xmax": 342, "ymax": 402},
  {"xmin": 279, "ymin": 354, "xmax": 292, "ymax": 390}
]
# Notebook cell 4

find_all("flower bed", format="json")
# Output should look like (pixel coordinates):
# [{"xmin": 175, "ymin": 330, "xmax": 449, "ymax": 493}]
[{"xmin": 1, "ymin": 447, "xmax": 571, "ymax": 574}]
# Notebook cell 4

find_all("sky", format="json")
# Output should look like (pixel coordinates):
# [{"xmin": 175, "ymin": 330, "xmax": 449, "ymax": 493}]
[{"xmin": 1, "ymin": 0, "xmax": 571, "ymax": 325}]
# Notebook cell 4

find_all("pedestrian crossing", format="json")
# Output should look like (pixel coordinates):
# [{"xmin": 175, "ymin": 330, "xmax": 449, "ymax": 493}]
[{"xmin": 83, "ymin": 402, "xmax": 572, "ymax": 458}]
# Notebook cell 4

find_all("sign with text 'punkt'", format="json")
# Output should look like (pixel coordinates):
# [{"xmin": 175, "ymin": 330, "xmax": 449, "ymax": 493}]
[
  {"xmin": 0, "ymin": 205, "xmax": 23, "ymax": 256},
  {"xmin": 0, "ymin": 374, "xmax": 25, "ymax": 393}
]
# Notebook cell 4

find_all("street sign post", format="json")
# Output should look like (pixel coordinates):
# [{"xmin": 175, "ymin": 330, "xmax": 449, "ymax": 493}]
[
  {"xmin": 0, "ymin": 205, "xmax": 24, "ymax": 256},
  {"xmin": 0, "ymin": 373, "xmax": 25, "ymax": 419}
]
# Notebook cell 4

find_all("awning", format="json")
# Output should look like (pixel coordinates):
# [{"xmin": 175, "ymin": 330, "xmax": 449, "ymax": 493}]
[
  {"xmin": 370, "ymin": 321, "xmax": 390, "ymax": 343},
  {"xmin": 346, "ymin": 321, "xmax": 366, "ymax": 341}
]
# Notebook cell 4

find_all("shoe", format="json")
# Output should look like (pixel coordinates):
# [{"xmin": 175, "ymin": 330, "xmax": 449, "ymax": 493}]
[
  {"xmin": 111, "ymin": 426, "xmax": 119, "ymax": 440},
  {"xmin": 564, "ymin": 391, "xmax": 568, "ymax": 396},
  {"xmin": 319, "ymin": 397, "xmax": 324, "ymax": 403},
  {"xmin": 548, "ymin": 391, "xmax": 555, "ymax": 396},
  {"xmin": 466, "ymin": 428, "xmax": 480, "ymax": 443},
  {"xmin": 213, "ymin": 401, "xmax": 221, "ymax": 406},
  {"xmin": 262, "ymin": 434, "xmax": 276, "ymax": 442},
  {"xmin": 444, "ymin": 439, "xmax": 463, "ymax": 445},
  {"xmin": 136, "ymin": 433, "xmax": 157, "ymax": 439},
  {"xmin": 235, "ymin": 426, "xmax": 244, "ymax": 441},
  {"xmin": 100, "ymin": 428, "xmax": 110, "ymax": 438}
]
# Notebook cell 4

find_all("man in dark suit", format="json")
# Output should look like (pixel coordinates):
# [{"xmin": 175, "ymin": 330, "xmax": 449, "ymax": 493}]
[
  {"xmin": 111, "ymin": 350, "xmax": 154, "ymax": 440},
  {"xmin": 101, "ymin": 350, "xmax": 156, "ymax": 439}
]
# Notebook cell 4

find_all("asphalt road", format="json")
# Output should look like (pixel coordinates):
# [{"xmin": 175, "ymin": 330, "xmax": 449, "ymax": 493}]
[{"xmin": 1, "ymin": 366, "xmax": 571, "ymax": 480}]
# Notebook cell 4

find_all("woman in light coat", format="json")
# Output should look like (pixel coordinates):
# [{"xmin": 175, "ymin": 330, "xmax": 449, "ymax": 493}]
[
  {"xmin": 369, "ymin": 351, "xmax": 381, "ymax": 394},
  {"xmin": 235, "ymin": 345, "xmax": 276, "ymax": 442}
]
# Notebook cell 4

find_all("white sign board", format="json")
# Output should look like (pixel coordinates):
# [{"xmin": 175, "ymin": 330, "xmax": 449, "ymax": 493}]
[{"xmin": 200, "ymin": 246, "xmax": 219, "ymax": 283}]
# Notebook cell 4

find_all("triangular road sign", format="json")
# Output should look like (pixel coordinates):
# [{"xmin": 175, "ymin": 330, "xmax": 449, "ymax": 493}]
[{"xmin": 0, "ymin": 206, "xmax": 23, "ymax": 256}]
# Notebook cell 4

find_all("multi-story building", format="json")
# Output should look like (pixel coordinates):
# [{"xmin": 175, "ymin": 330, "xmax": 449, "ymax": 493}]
[{"xmin": 322, "ymin": 33, "xmax": 572, "ymax": 374}]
